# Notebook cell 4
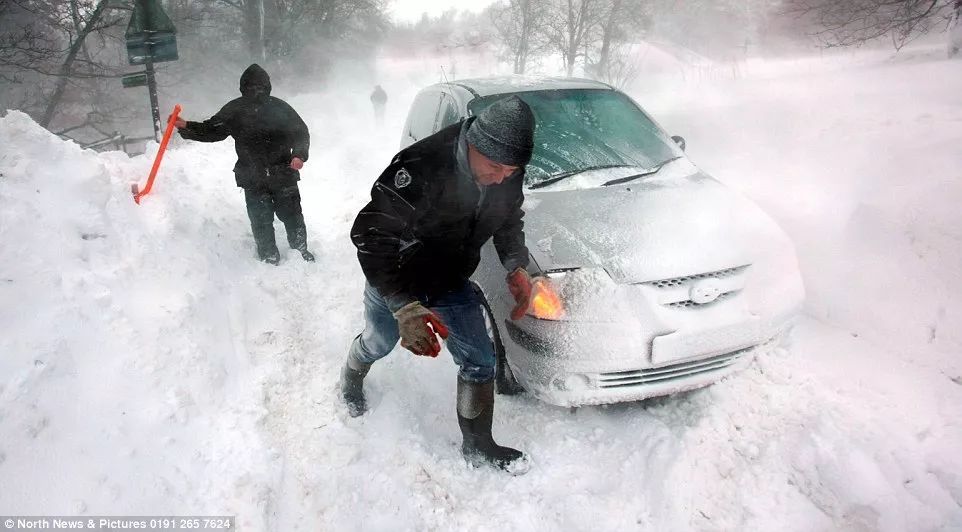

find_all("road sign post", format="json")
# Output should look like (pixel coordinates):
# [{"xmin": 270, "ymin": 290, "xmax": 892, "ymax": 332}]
[
  {"xmin": 144, "ymin": 54, "xmax": 161, "ymax": 141},
  {"xmin": 125, "ymin": 0, "xmax": 177, "ymax": 142}
]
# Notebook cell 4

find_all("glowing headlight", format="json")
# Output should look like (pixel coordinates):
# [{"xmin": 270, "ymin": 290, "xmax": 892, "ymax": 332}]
[
  {"xmin": 527, "ymin": 267, "xmax": 616, "ymax": 321},
  {"xmin": 527, "ymin": 276, "xmax": 565, "ymax": 320}
]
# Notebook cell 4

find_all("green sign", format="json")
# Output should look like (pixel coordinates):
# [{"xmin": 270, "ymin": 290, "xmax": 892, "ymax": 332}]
[
  {"xmin": 122, "ymin": 73, "xmax": 148, "ymax": 88},
  {"xmin": 126, "ymin": 0, "xmax": 178, "ymax": 65},
  {"xmin": 126, "ymin": 31, "xmax": 178, "ymax": 65}
]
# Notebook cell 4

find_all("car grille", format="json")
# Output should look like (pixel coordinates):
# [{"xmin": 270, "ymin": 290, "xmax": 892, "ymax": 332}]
[
  {"xmin": 596, "ymin": 346, "xmax": 754, "ymax": 388},
  {"xmin": 665, "ymin": 291, "xmax": 738, "ymax": 308},
  {"xmin": 639, "ymin": 265, "xmax": 750, "ymax": 309},
  {"xmin": 644, "ymin": 265, "xmax": 748, "ymax": 289}
]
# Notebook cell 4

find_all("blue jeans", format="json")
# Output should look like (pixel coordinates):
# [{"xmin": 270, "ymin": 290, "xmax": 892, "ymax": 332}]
[{"xmin": 349, "ymin": 282, "xmax": 496, "ymax": 383}]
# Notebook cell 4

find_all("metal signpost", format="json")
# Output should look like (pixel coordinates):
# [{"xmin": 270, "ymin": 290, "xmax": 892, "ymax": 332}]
[{"xmin": 124, "ymin": 0, "xmax": 178, "ymax": 142}]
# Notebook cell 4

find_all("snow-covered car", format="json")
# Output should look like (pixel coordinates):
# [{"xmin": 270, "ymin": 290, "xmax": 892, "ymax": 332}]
[{"xmin": 401, "ymin": 77, "xmax": 805, "ymax": 407}]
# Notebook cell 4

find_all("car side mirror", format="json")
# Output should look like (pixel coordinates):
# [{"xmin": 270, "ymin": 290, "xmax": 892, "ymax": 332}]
[{"xmin": 671, "ymin": 135, "xmax": 686, "ymax": 151}]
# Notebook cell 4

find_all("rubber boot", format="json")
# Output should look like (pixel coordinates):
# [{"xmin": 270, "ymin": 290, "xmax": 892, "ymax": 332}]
[
  {"xmin": 262, "ymin": 250, "xmax": 280, "ymax": 265},
  {"xmin": 341, "ymin": 355, "xmax": 371, "ymax": 417},
  {"xmin": 285, "ymin": 222, "xmax": 313, "ymax": 261},
  {"xmin": 457, "ymin": 377, "xmax": 529, "ymax": 474}
]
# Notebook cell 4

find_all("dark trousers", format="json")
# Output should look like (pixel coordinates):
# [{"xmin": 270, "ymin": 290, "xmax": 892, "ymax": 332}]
[{"xmin": 243, "ymin": 181, "xmax": 307, "ymax": 259}]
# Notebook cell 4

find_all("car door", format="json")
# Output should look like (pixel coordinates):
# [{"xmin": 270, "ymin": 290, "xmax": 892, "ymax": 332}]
[
  {"xmin": 401, "ymin": 89, "xmax": 443, "ymax": 148},
  {"xmin": 434, "ymin": 92, "xmax": 464, "ymax": 134}
]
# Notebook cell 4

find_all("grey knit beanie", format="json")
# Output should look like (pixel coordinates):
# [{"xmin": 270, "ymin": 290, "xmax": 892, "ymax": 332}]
[{"xmin": 466, "ymin": 95, "xmax": 535, "ymax": 167}]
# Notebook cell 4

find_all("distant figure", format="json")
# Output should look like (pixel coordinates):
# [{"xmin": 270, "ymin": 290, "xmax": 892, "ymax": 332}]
[
  {"xmin": 173, "ymin": 64, "xmax": 313, "ymax": 265},
  {"xmin": 370, "ymin": 85, "xmax": 387, "ymax": 126}
]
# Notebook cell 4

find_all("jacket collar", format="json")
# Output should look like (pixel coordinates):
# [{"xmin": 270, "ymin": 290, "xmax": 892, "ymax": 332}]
[{"xmin": 456, "ymin": 118, "xmax": 477, "ymax": 184}]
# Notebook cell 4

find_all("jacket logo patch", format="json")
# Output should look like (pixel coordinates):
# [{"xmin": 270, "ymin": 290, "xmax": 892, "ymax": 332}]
[{"xmin": 394, "ymin": 168, "xmax": 413, "ymax": 188}]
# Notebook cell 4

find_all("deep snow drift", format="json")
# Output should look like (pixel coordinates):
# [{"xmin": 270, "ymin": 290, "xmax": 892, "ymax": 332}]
[{"xmin": 1, "ymin": 45, "xmax": 961, "ymax": 531}]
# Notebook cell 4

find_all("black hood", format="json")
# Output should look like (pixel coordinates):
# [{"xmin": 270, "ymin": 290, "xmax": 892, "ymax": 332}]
[{"xmin": 240, "ymin": 64, "xmax": 271, "ymax": 99}]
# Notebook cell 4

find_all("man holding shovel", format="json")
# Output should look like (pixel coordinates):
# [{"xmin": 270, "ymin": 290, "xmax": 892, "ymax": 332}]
[{"xmin": 174, "ymin": 63, "xmax": 313, "ymax": 265}]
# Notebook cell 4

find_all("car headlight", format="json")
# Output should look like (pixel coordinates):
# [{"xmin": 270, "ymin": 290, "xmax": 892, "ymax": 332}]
[
  {"xmin": 527, "ymin": 267, "xmax": 619, "ymax": 321},
  {"xmin": 528, "ymin": 267, "xmax": 614, "ymax": 320},
  {"xmin": 527, "ymin": 276, "xmax": 565, "ymax": 320}
]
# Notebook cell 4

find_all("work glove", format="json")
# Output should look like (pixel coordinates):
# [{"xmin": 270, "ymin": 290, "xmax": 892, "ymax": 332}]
[
  {"xmin": 507, "ymin": 267, "xmax": 533, "ymax": 320},
  {"xmin": 394, "ymin": 301, "xmax": 449, "ymax": 357},
  {"xmin": 290, "ymin": 157, "xmax": 304, "ymax": 170}
]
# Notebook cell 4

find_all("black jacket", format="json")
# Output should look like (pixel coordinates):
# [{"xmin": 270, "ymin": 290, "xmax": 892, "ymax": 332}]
[
  {"xmin": 351, "ymin": 119, "xmax": 530, "ymax": 312},
  {"xmin": 178, "ymin": 64, "xmax": 310, "ymax": 188}
]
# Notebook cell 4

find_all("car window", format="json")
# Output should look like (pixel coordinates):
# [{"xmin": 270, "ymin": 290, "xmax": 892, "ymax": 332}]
[
  {"xmin": 406, "ymin": 91, "xmax": 443, "ymax": 142},
  {"xmin": 468, "ymin": 89, "xmax": 682, "ymax": 188},
  {"xmin": 436, "ymin": 93, "xmax": 463, "ymax": 132}
]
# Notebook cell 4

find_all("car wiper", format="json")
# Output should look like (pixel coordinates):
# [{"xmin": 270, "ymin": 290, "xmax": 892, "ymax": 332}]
[
  {"xmin": 528, "ymin": 164, "xmax": 636, "ymax": 190},
  {"xmin": 601, "ymin": 157, "xmax": 683, "ymax": 187}
]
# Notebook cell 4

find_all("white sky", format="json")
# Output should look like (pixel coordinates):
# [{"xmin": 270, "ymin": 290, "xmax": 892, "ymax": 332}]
[{"xmin": 389, "ymin": 0, "xmax": 498, "ymax": 23}]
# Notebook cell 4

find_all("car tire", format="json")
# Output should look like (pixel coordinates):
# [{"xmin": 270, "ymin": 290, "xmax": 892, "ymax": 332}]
[{"xmin": 471, "ymin": 282, "xmax": 525, "ymax": 396}]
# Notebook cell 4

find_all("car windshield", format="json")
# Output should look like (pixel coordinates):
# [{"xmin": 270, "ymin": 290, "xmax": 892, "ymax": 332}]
[{"xmin": 468, "ymin": 89, "xmax": 682, "ymax": 188}]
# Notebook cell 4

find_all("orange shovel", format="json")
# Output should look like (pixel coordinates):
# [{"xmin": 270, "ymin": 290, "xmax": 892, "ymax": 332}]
[{"xmin": 132, "ymin": 104, "xmax": 182, "ymax": 204}]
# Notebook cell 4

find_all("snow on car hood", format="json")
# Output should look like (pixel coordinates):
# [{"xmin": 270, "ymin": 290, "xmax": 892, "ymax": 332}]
[{"xmin": 523, "ymin": 170, "xmax": 790, "ymax": 284}]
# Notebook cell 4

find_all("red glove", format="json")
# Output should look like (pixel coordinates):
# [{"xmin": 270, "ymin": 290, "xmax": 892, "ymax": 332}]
[
  {"xmin": 507, "ymin": 268, "xmax": 533, "ymax": 320},
  {"xmin": 290, "ymin": 157, "xmax": 304, "ymax": 170},
  {"xmin": 393, "ymin": 302, "xmax": 450, "ymax": 357}
]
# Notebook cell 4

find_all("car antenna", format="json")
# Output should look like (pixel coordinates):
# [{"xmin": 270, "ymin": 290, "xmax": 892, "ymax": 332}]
[{"xmin": 440, "ymin": 65, "xmax": 450, "ymax": 84}]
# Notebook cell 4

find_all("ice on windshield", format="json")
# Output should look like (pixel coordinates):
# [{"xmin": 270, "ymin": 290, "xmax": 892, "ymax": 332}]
[{"xmin": 469, "ymin": 89, "xmax": 682, "ymax": 188}]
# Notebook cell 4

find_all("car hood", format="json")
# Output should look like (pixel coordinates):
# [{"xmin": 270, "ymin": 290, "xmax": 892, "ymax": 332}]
[{"xmin": 523, "ymin": 170, "xmax": 791, "ymax": 283}]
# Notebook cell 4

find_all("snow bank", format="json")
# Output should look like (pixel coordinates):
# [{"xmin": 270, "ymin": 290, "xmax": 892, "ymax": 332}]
[{"xmin": 0, "ymin": 110, "xmax": 289, "ymax": 523}]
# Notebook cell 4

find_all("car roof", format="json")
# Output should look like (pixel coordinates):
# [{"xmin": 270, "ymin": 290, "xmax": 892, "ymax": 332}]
[{"xmin": 438, "ymin": 75, "xmax": 615, "ymax": 97}]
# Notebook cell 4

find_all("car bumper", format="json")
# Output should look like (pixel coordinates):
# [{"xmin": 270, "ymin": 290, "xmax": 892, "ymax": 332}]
[{"xmin": 502, "ymin": 313, "xmax": 794, "ymax": 407}]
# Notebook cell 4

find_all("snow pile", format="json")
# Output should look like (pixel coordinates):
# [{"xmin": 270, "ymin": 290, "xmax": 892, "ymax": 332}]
[
  {"xmin": 0, "ymin": 110, "xmax": 311, "ymax": 524},
  {"xmin": 2, "ymin": 45, "xmax": 962, "ymax": 531}
]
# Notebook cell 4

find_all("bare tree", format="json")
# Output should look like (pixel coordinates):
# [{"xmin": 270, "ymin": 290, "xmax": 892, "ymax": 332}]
[
  {"xmin": 490, "ymin": 0, "xmax": 550, "ymax": 74},
  {"xmin": 41, "ymin": 0, "xmax": 112, "ymax": 127},
  {"xmin": 785, "ymin": 0, "xmax": 959, "ymax": 50},
  {"xmin": 951, "ymin": 0, "xmax": 962, "ymax": 56},
  {"xmin": 593, "ymin": 0, "xmax": 622, "ymax": 80},
  {"xmin": 0, "ymin": 0, "xmax": 129, "ymax": 130},
  {"xmin": 585, "ymin": 0, "xmax": 649, "ymax": 85},
  {"xmin": 0, "ymin": 0, "xmax": 389, "ymax": 141},
  {"xmin": 544, "ymin": 0, "xmax": 603, "ymax": 76},
  {"xmin": 211, "ymin": 0, "xmax": 387, "ymax": 62}
]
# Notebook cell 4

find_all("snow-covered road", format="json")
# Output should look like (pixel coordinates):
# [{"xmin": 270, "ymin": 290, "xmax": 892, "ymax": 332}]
[{"xmin": 1, "ymin": 46, "xmax": 961, "ymax": 531}]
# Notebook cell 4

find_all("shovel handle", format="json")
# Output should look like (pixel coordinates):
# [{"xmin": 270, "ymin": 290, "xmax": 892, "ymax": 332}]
[{"xmin": 133, "ymin": 104, "xmax": 181, "ymax": 204}]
